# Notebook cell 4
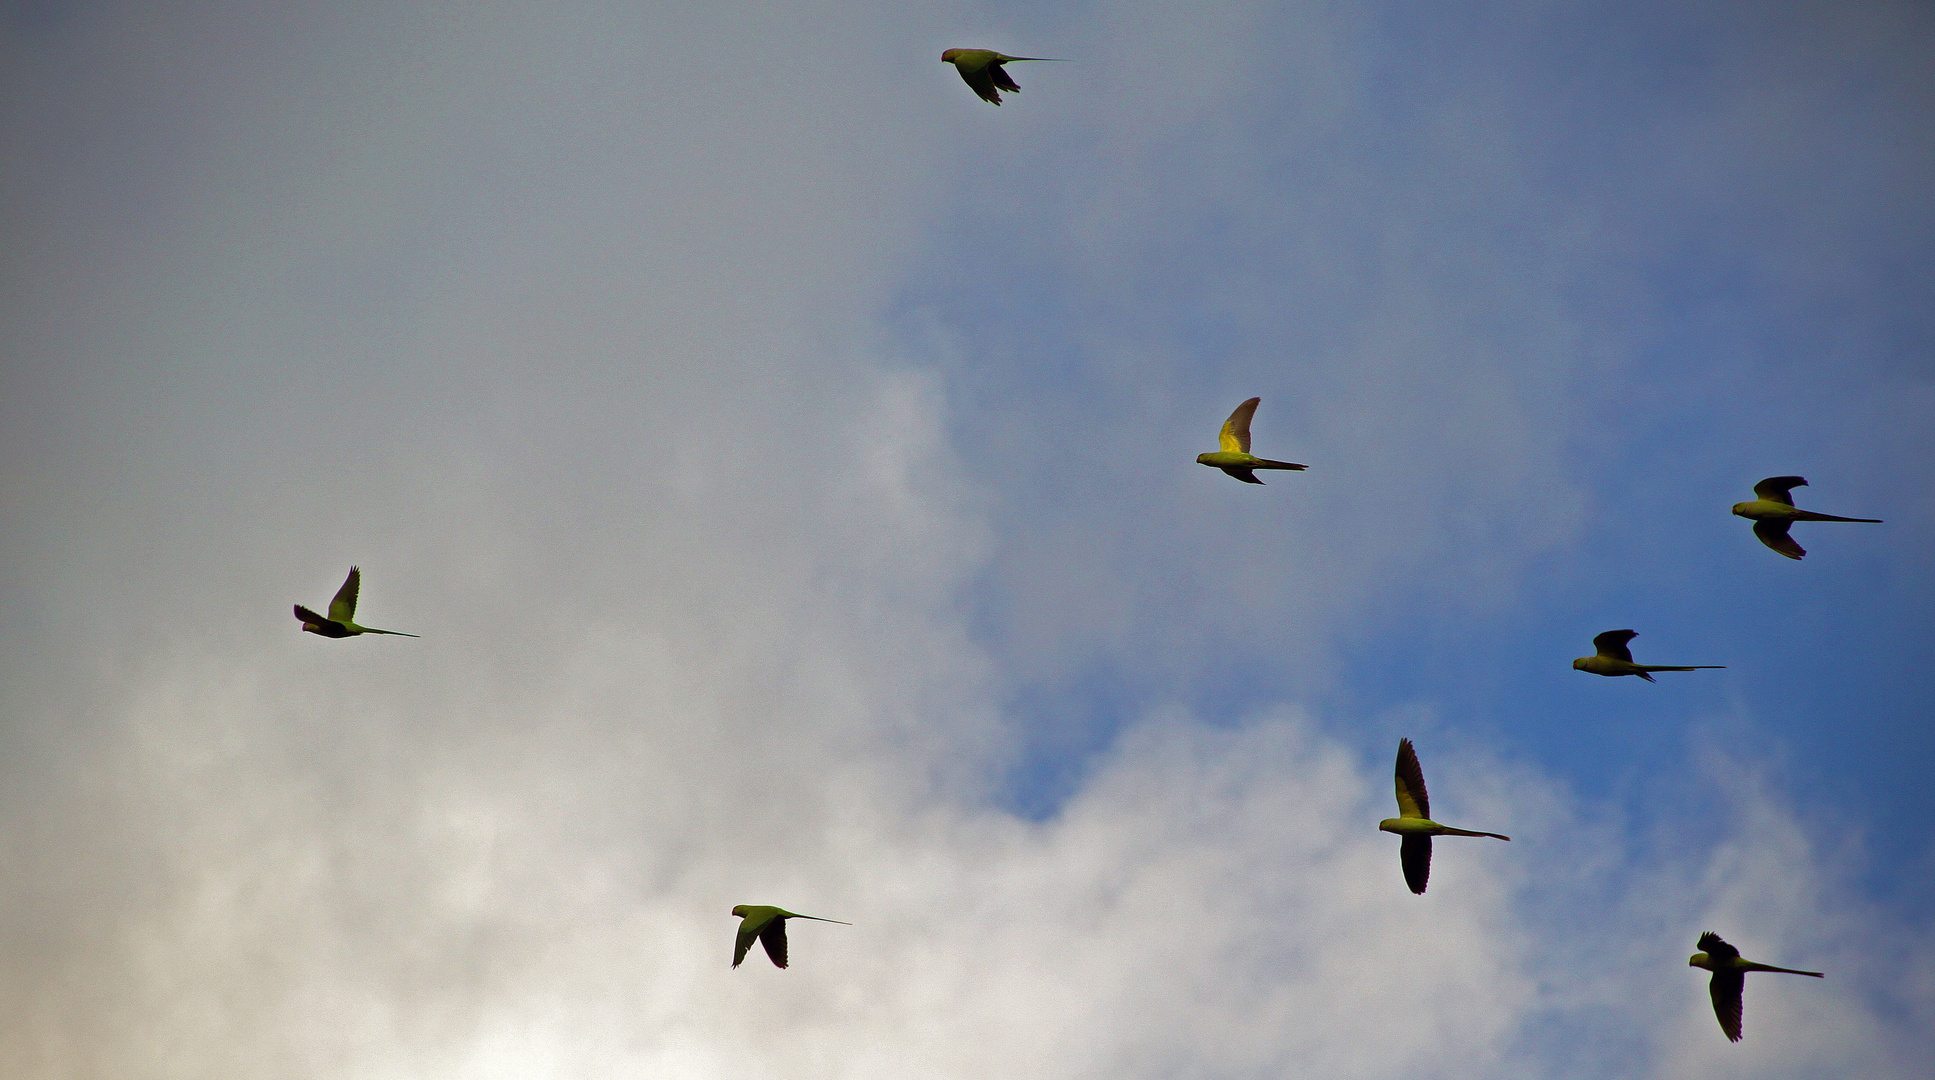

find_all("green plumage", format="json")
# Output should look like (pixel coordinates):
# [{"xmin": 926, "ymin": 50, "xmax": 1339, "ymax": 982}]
[
  {"xmin": 729, "ymin": 905, "xmax": 850, "ymax": 969},
  {"xmin": 293, "ymin": 566, "xmax": 418, "ymax": 638},
  {"xmin": 1197, "ymin": 398, "xmax": 1308, "ymax": 484}
]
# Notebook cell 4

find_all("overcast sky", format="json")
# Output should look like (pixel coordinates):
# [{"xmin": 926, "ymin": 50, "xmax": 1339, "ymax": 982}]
[{"xmin": 3, "ymin": 1, "xmax": 1932, "ymax": 1077}]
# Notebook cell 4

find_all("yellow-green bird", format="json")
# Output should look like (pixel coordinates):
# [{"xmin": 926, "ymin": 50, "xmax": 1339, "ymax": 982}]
[
  {"xmin": 730, "ymin": 905, "xmax": 851, "ymax": 969},
  {"xmin": 1689, "ymin": 931, "xmax": 1823, "ymax": 1042},
  {"xmin": 1732, "ymin": 476, "xmax": 1881, "ymax": 560},
  {"xmin": 1572, "ymin": 629, "xmax": 1722, "ymax": 682},
  {"xmin": 941, "ymin": 48, "xmax": 1063, "ymax": 105},
  {"xmin": 1196, "ymin": 397, "xmax": 1308, "ymax": 484},
  {"xmin": 293, "ymin": 566, "xmax": 418, "ymax": 638},
  {"xmin": 1379, "ymin": 738, "xmax": 1509, "ymax": 895}
]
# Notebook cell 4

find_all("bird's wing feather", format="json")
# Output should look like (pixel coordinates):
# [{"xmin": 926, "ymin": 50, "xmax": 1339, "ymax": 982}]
[
  {"xmin": 955, "ymin": 65, "xmax": 1003, "ymax": 104},
  {"xmin": 1753, "ymin": 476, "xmax": 1806, "ymax": 504},
  {"xmin": 759, "ymin": 920, "xmax": 789, "ymax": 968},
  {"xmin": 328, "ymin": 567, "xmax": 361, "ymax": 623},
  {"xmin": 989, "ymin": 63, "xmax": 1021, "ymax": 94},
  {"xmin": 1223, "ymin": 467, "xmax": 1265, "ymax": 485},
  {"xmin": 1592, "ymin": 629, "xmax": 1638, "ymax": 662},
  {"xmin": 1753, "ymin": 519, "xmax": 1805, "ymax": 559},
  {"xmin": 1394, "ymin": 738, "xmax": 1429, "ymax": 819},
  {"xmin": 1220, "ymin": 397, "xmax": 1260, "ymax": 453},
  {"xmin": 733, "ymin": 923, "xmax": 758, "ymax": 968},
  {"xmin": 1710, "ymin": 969, "xmax": 1746, "ymax": 1042},
  {"xmin": 1698, "ymin": 932, "xmax": 1739, "ymax": 961},
  {"xmin": 1400, "ymin": 834, "xmax": 1431, "ymax": 895},
  {"xmin": 294, "ymin": 604, "xmax": 328, "ymax": 625}
]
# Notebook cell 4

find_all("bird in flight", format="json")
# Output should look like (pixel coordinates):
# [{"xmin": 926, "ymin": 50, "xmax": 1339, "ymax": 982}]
[
  {"xmin": 1197, "ymin": 397, "xmax": 1308, "ymax": 484},
  {"xmin": 730, "ymin": 905, "xmax": 851, "ymax": 969},
  {"xmin": 941, "ymin": 49, "xmax": 1063, "ymax": 105},
  {"xmin": 1378, "ymin": 739, "xmax": 1509, "ymax": 894},
  {"xmin": 1572, "ymin": 629, "xmax": 1722, "ymax": 682},
  {"xmin": 1689, "ymin": 931, "xmax": 1823, "ymax": 1042},
  {"xmin": 1731, "ymin": 476, "xmax": 1880, "ymax": 560},
  {"xmin": 293, "ymin": 567, "xmax": 418, "ymax": 638}
]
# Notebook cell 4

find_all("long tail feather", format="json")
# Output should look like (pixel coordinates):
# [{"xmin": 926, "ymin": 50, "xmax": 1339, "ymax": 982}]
[{"xmin": 1791, "ymin": 511, "xmax": 1882, "ymax": 523}]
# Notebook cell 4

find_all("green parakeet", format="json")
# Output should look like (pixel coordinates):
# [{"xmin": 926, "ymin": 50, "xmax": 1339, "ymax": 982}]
[
  {"xmin": 1378, "ymin": 738, "xmax": 1509, "ymax": 895},
  {"xmin": 1196, "ymin": 397, "xmax": 1308, "ymax": 484},
  {"xmin": 294, "ymin": 567, "xmax": 418, "ymax": 638},
  {"xmin": 730, "ymin": 905, "xmax": 850, "ymax": 969},
  {"xmin": 942, "ymin": 49, "xmax": 1062, "ymax": 105},
  {"xmin": 1731, "ymin": 476, "xmax": 1881, "ymax": 560},
  {"xmin": 1689, "ymin": 931, "xmax": 1823, "ymax": 1042},
  {"xmin": 1572, "ymin": 629, "xmax": 1722, "ymax": 682}
]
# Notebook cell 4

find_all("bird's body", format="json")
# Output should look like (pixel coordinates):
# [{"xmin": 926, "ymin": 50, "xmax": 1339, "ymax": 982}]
[
  {"xmin": 1731, "ymin": 476, "xmax": 1880, "ymax": 559},
  {"xmin": 1572, "ymin": 629, "xmax": 1722, "ymax": 682},
  {"xmin": 1689, "ymin": 931, "xmax": 1823, "ymax": 1042},
  {"xmin": 1197, "ymin": 397, "xmax": 1307, "ymax": 484},
  {"xmin": 941, "ymin": 48, "xmax": 1062, "ymax": 105},
  {"xmin": 294, "ymin": 567, "xmax": 418, "ymax": 638},
  {"xmin": 1378, "ymin": 738, "xmax": 1509, "ymax": 894},
  {"xmin": 729, "ymin": 904, "xmax": 850, "ymax": 969}
]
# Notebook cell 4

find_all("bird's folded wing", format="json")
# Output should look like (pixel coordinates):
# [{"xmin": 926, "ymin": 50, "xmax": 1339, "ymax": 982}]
[
  {"xmin": 328, "ymin": 567, "xmax": 362, "ymax": 623},
  {"xmin": 990, "ymin": 65, "xmax": 1022, "ymax": 93}
]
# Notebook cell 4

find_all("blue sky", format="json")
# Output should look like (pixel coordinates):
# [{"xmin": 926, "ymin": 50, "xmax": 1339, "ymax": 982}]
[{"xmin": 2, "ymin": 1, "xmax": 1931, "ymax": 1077}]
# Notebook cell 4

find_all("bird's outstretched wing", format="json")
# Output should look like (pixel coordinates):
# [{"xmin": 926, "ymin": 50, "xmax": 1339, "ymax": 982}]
[
  {"xmin": 956, "ymin": 65, "xmax": 1003, "ymax": 104},
  {"xmin": 1753, "ymin": 519, "xmax": 1805, "ymax": 560},
  {"xmin": 1698, "ymin": 931, "xmax": 1739, "ymax": 961},
  {"xmin": 1400, "ymin": 834, "xmax": 1431, "ymax": 895},
  {"xmin": 733, "ymin": 922, "xmax": 759, "ymax": 968},
  {"xmin": 293, "ymin": 604, "xmax": 329, "ymax": 625},
  {"xmin": 989, "ymin": 63, "xmax": 1022, "ymax": 95},
  {"xmin": 1753, "ymin": 476, "xmax": 1806, "ymax": 505},
  {"xmin": 1222, "ymin": 467, "xmax": 1265, "ymax": 485},
  {"xmin": 1709, "ymin": 969, "xmax": 1746, "ymax": 1041},
  {"xmin": 1394, "ymin": 738, "xmax": 1429, "ymax": 820},
  {"xmin": 328, "ymin": 567, "xmax": 361, "ymax": 623},
  {"xmin": 1220, "ymin": 398, "xmax": 1260, "ymax": 454},
  {"xmin": 1592, "ymin": 629, "xmax": 1638, "ymax": 662},
  {"xmin": 759, "ymin": 919, "xmax": 789, "ymax": 969}
]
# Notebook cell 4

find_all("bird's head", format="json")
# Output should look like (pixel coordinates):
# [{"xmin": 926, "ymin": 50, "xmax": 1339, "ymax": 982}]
[
  {"xmin": 1195, "ymin": 453, "xmax": 1215, "ymax": 466},
  {"xmin": 1730, "ymin": 502, "xmax": 1753, "ymax": 518},
  {"xmin": 1571, "ymin": 657, "xmax": 1588, "ymax": 671},
  {"xmin": 300, "ymin": 622, "xmax": 322, "ymax": 635},
  {"xmin": 941, "ymin": 48, "xmax": 962, "ymax": 64},
  {"xmin": 1689, "ymin": 952, "xmax": 1712, "ymax": 970},
  {"xmin": 730, "ymin": 905, "xmax": 748, "ymax": 918},
  {"xmin": 1377, "ymin": 818, "xmax": 1402, "ymax": 834}
]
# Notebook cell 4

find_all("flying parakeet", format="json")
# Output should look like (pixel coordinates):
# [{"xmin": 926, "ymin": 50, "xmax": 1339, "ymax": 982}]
[
  {"xmin": 294, "ymin": 566, "xmax": 418, "ymax": 638},
  {"xmin": 942, "ymin": 49, "xmax": 1062, "ymax": 105},
  {"xmin": 1378, "ymin": 738, "xmax": 1509, "ymax": 895},
  {"xmin": 1689, "ymin": 931, "xmax": 1823, "ymax": 1042},
  {"xmin": 1731, "ymin": 476, "xmax": 1880, "ymax": 560},
  {"xmin": 1196, "ymin": 397, "xmax": 1308, "ymax": 484},
  {"xmin": 730, "ymin": 905, "xmax": 851, "ymax": 969},
  {"xmin": 1572, "ymin": 629, "xmax": 1722, "ymax": 682}
]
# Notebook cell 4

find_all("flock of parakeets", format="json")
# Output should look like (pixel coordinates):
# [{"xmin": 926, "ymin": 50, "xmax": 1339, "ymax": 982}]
[{"xmin": 288, "ymin": 50, "xmax": 1888, "ymax": 1051}]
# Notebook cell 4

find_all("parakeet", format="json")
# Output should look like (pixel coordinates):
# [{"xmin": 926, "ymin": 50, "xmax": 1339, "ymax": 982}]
[
  {"xmin": 942, "ymin": 48, "xmax": 1062, "ymax": 105},
  {"xmin": 293, "ymin": 567, "xmax": 418, "ymax": 638},
  {"xmin": 1731, "ymin": 476, "xmax": 1881, "ymax": 560},
  {"xmin": 730, "ymin": 905, "xmax": 851, "ymax": 969},
  {"xmin": 1689, "ymin": 931, "xmax": 1823, "ymax": 1042},
  {"xmin": 1572, "ymin": 629, "xmax": 1722, "ymax": 682},
  {"xmin": 1196, "ymin": 397, "xmax": 1308, "ymax": 484},
  {"xmin": 1378, "ymin": 738, "xmax": 1509, "ymax": 895}
]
